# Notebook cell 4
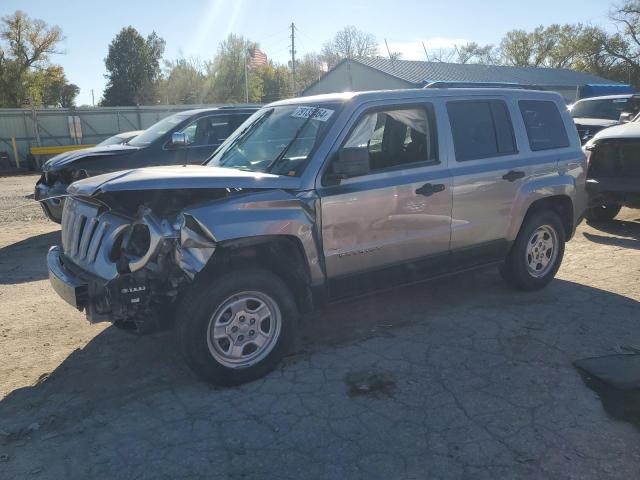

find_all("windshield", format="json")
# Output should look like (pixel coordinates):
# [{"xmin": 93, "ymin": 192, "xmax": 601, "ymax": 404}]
[
  {"xmin": 128, "ymin": 113, "xmax": 189, "ymax": 147},
  {"xmin": 206, "ymin": 104, "xmax": 340, "ymax": 176},
  {"xmin": 97, "ymin": 134, "xmax": 126, "ymax": 146},
  {"xmin": 570, "ymin": 98, "xmax": 631, "ymax": 120}
]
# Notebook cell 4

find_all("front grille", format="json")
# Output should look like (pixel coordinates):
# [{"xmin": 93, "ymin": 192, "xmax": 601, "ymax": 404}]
[
  {"xmin": 61, "ymin": 198, "xmax": 130, "ymax": 280},
  {"xmin": 588, "ymin": 140, "xmax": 640, "ymax": 179}
]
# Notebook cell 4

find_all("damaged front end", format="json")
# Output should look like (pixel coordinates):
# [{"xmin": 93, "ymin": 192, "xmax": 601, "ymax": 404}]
[
  {"xmin": 586, "ymin": 138, "xmax": 640, "ymax": 209},
  {"xmin": 48, "ymin": 195, "xmax": 219, "ymax": 333}
]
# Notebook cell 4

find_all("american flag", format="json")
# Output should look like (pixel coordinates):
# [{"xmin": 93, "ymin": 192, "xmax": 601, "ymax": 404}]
[{"xmin": 248, "ymin": 48, "xmax": 268, "ymax": 68}]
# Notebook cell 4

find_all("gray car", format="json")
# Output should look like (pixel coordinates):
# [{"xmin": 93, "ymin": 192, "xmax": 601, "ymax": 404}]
[{"xmin": 47, "ymin": 88, "xmax": 587, "ymax": 385}]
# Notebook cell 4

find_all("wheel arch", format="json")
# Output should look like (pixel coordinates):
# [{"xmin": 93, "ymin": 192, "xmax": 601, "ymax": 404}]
[{"xmin": 196, "ymin": 235, "xmax": 315, "ymax": 314}]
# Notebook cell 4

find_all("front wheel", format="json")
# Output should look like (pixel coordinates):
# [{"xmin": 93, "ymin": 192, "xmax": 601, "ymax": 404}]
[
  {"xmin": 585, "ymin": 203, "xmax": 621, "ymax": 222},
  {"xmin": 500, "ymin": 211, "xmax": 565, "ymax": 291},
  {"xmin": 175, "ymin": 268, "xmax": 297, "ymax": 386}
]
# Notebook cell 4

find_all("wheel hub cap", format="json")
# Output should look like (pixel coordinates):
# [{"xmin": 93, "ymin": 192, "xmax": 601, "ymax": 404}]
[
  {"xmin": 525, "ymin": 224, "xmax": 558, "ymax": 278},
  {"xmin": 207, "ymin": 291, "xmax": 281, "ymax": 368}
]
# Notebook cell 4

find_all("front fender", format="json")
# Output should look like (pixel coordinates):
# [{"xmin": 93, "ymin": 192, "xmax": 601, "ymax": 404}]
[
  {"xmin": 507, "ymin": 174, "xmax": 578, "ymax": 241},
  {"xmin": 182, "ymin": 189, "xmax": 324, "ymax": 285}
]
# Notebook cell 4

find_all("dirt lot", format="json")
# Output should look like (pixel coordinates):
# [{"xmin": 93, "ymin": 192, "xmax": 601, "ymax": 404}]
[{"xmin": 1, "ymin": 173, "xmax": 640, "ymax": 479}]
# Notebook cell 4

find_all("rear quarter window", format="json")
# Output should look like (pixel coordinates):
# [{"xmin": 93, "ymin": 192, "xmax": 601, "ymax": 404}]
[{"xmin": 519, "ymin": 100, "xmax": 569, "ymax": 151}]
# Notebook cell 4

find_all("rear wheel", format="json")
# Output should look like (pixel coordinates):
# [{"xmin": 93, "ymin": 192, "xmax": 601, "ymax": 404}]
[
  {"xmin": 500, "ymin": 210, "xmax": 565, "ymax": 290},
  {"xmin": 175, "ymin": 268, "xmax": 297, "ymax": 386},
  {"xmin": 585, "ymin": 203, "xmax": 621, "ymax": 222}
]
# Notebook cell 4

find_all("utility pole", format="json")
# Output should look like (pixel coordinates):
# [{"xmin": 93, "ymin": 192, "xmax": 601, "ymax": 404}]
[
  {"xmin": 290, "ymin": 22, "xmax": 296, "ymax": 96},
  {"xmin": 91, "ymin": 89, "xmax": 95, "ymax": 107}
]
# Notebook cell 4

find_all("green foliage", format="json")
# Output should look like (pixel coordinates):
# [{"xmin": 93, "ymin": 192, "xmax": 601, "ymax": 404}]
[
  {"xmin": 0, "ymin": 10, "xmax": 77, "ymax": 108},
  {"xmin": 102, "ymin": 26, "xmax": 166, "ymax": 106}
]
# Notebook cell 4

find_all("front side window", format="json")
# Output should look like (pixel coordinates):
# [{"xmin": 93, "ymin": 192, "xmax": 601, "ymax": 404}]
[
  {"xmin": 342, "ymin": 105, "xmax": 438, "ymax": 171},
  {"xmin": 178, "ymin": 115, "xmax": 231, "ymax": 146},
  {"xmin": 207, "ymin": 104, "xmax": 339, "ymax": 176},
  {"xmin": 519, "ymin": 100, "xmax": 569, "ymax": 151},
  {"xmin": 447, "ymin": 100, "xmax": 516, "ymax": 162},
  {"xmin": 128, "ymin": 113, "xmax": 189, "ymax": 147}
]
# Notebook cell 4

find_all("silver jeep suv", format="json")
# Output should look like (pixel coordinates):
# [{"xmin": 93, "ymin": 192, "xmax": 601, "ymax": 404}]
[{"xmin": 47, "ymin": 88, "xmax": 586, "ymax": 385}]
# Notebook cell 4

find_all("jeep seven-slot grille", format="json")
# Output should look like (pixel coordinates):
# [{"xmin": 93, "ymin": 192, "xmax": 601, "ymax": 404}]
[{"xmin": 60, "ymin": 197, "xmax": 130, "ymax": 279}]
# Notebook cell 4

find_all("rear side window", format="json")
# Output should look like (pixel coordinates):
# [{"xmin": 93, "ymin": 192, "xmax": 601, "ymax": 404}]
[
  {"xmin": 447, "ymin": 100, "xmax": 516, "ymax": 161},
  {"xmin": 519, "ymin": 100, "xmax": 569, "ymax": 151}
]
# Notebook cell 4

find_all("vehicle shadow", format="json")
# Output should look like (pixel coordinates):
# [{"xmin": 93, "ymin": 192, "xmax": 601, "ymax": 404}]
[
  {"xmin": 1, "ymin": 270, "xmax": 638, "ymax": 466},
  {"xmin": 0, "ymin": 230, "xmax": 60, "ymax": 284},
  {"xmin": 583, "ymin": 217, "xmax": 640, "ymax": 250}
]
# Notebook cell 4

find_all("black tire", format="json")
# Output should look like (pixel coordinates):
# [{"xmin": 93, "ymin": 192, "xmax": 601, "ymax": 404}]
[
  {"xmin": 175, "ymin": 268, "xmax": 297, "ymax": 386},
  {"xmin": 585, "ymin": 203, "xmax": 621, "ymax": 222},
  {"xmin": 500, "ymin": 210, "xmax": 565, "ymax": 291}
]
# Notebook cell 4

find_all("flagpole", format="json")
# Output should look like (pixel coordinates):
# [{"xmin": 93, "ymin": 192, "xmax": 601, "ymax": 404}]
[{"xmin": 244, "ymin": 50, "xmax": 249, "ymax": 103}]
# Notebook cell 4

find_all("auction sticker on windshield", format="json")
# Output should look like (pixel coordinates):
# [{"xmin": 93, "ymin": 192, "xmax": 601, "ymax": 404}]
[{"xmin": 291, "ymin": 106, "xmax": 334, "ymax": 122}]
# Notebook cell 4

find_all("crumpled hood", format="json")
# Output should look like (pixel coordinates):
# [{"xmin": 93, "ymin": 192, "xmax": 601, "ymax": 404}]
[
  {"xmin": 591, "ymin": 121, "xmax": 640, "ymax": 141},
  {"xmin": 42, "ymin": 144, "xmax": 140, "ymax": 171},
  {"xmin": 68, "ymin": 165, "xmax": 301, "ymax": 197},
  {"xmin": 572, "ymin": 117, "xmax": 619, "ymax": 128}
]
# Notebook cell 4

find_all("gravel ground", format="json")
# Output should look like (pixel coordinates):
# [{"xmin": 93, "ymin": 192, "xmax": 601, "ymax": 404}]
[{"xmin": 1, "ymin": 173, "xmax": 639, "ymax": 479}]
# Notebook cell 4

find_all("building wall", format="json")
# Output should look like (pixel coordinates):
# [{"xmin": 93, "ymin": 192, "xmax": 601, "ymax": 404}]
[{"xmin": 303, "ymin": 61, "xmax": 413, "ymax": 96}]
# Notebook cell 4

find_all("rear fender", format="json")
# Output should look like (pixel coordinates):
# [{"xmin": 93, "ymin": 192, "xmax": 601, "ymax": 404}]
[{"xmin": 507, "ymin": 175, "xmax": 577, "ymax": 241}]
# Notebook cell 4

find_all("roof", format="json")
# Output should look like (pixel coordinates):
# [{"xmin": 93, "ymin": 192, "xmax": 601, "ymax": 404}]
[
  {"xmin": 326, "ymin": 57, "xmax": 619, "ymax": 89},
  {"xmin": 273, "ymin": 87, "xmax": 565, "ymax": 108}
]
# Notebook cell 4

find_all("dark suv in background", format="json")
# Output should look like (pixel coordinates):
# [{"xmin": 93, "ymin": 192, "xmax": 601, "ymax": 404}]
[
  {"xmin": 35, "ymin": 106, "xmax": 258, "ymax": 222},
  {"xmin": 570, "ymin": 94, "xmax": 640, "ymax": 144}
]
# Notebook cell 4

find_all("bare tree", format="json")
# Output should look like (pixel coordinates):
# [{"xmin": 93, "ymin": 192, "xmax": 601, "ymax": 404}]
[
  {"xmin": 321, "ymin": 26, "xmax": 378, "ymax": 67},
  {"xmin": 1, "ymin": 10, "xmax": 63, "ymax": 69},
  {"xmin": 454, "ymin": 42, "xmax": 497, "ymax": 64}
]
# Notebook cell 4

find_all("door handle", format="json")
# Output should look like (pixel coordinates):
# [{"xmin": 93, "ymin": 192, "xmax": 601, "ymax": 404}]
[
  {"xmin": 416, "ymin": 183, "xmax": 445, "ymax": 197},
  {"xmin": 502, "ymin": 170, "xmax": 525, "ymax": 182}
]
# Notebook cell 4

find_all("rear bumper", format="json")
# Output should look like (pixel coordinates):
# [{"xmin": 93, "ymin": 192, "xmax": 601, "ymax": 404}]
[{"xmin": 47, "ymin": 246, "xmax": 88, "ymax": 310}]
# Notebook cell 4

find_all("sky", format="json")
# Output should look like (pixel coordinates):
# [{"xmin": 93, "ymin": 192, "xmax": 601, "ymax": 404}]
[{"xmin": 3, "ymin": 0, "xmax": 616, "ymax": 105}]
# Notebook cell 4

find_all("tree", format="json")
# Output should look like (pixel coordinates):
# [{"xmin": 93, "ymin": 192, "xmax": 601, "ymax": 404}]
[
  {"xmin": 0, "ymin": 10, "xmax": 76, "ymax": 107},
  {"xmin": 321, "ymin": 26, "xmax": 378, "ymax": 67},
  {"xmin": 258, "ymin": 62, "xmax": 291, "ymax": 102},
  {"xmin": 159, "ymin": 57, "xmax": 209, "ymax": 104},
  {"xmin": 102, "ymin": 27, "xmax": 166, "ymax": 106},
  {"xmin": 209, "ymin": 34, "xmax": 263, "ymax": 103},
  {"xmin": 455, "ymin": 42, "xmax": 497, "ymax": 64},
  {"xmin": 296, "ymin": 53, "xmax": 326, "ymax": 91},
  {"xmin": 33, "ymin": 65, "xmax": 79, "ymax": 107},
  {"xmin": 499, "ymin": 24, "xmax": 585, "ymax": 68}
]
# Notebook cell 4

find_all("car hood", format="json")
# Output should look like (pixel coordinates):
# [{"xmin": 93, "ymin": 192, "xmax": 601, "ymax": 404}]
[
  {"xmin": 68, "ymin": 165, "xmax": 301, "ymax": 197},
  {"xmin": 572, "ymin": 117, "xmax": 619, "ymax": 128},
  {"xmin": 42, "ymin": 144, "xmax": 140, "ymax": 171},
  {"xmin": 591, "ymin": 121, "xmax": 640, "ymax": 141}
]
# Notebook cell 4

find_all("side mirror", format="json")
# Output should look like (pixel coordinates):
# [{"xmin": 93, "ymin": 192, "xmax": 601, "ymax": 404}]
[
  {"xmin": 170, "ymin": 132, "xmax": 188, "ymax": 146},
  {"xmin": 619, "ymin": 112, "xmax": 634, "ymax": 123},
  {"xmin": 332, "ymin": 147, "xmax": 370, "ymax": 178}
]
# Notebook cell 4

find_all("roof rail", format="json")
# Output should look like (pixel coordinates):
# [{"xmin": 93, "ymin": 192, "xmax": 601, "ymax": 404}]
[{"xmin": 422, "ymin": 81, "xmax": 539, "ymax": 90}]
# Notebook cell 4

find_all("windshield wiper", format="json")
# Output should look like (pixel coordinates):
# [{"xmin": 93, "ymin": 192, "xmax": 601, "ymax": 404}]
[
  {"xmin": 215, "ymin": 108, "xmax": 274, "ymax": 166},
  {"xmin": 265, "ymin": 107, "xmax": 318, "ymax": 174}
]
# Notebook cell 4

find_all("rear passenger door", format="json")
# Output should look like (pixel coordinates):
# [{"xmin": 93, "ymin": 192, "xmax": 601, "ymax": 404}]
[{"xmin": 446, "ymin": 97, "xmax": 528, "ymax": 259}]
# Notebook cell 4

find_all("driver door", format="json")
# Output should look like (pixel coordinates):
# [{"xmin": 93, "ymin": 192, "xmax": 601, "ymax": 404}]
[{"xmin": 318, "ymin": 102, "xmax": 453, "ymax": 297}]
